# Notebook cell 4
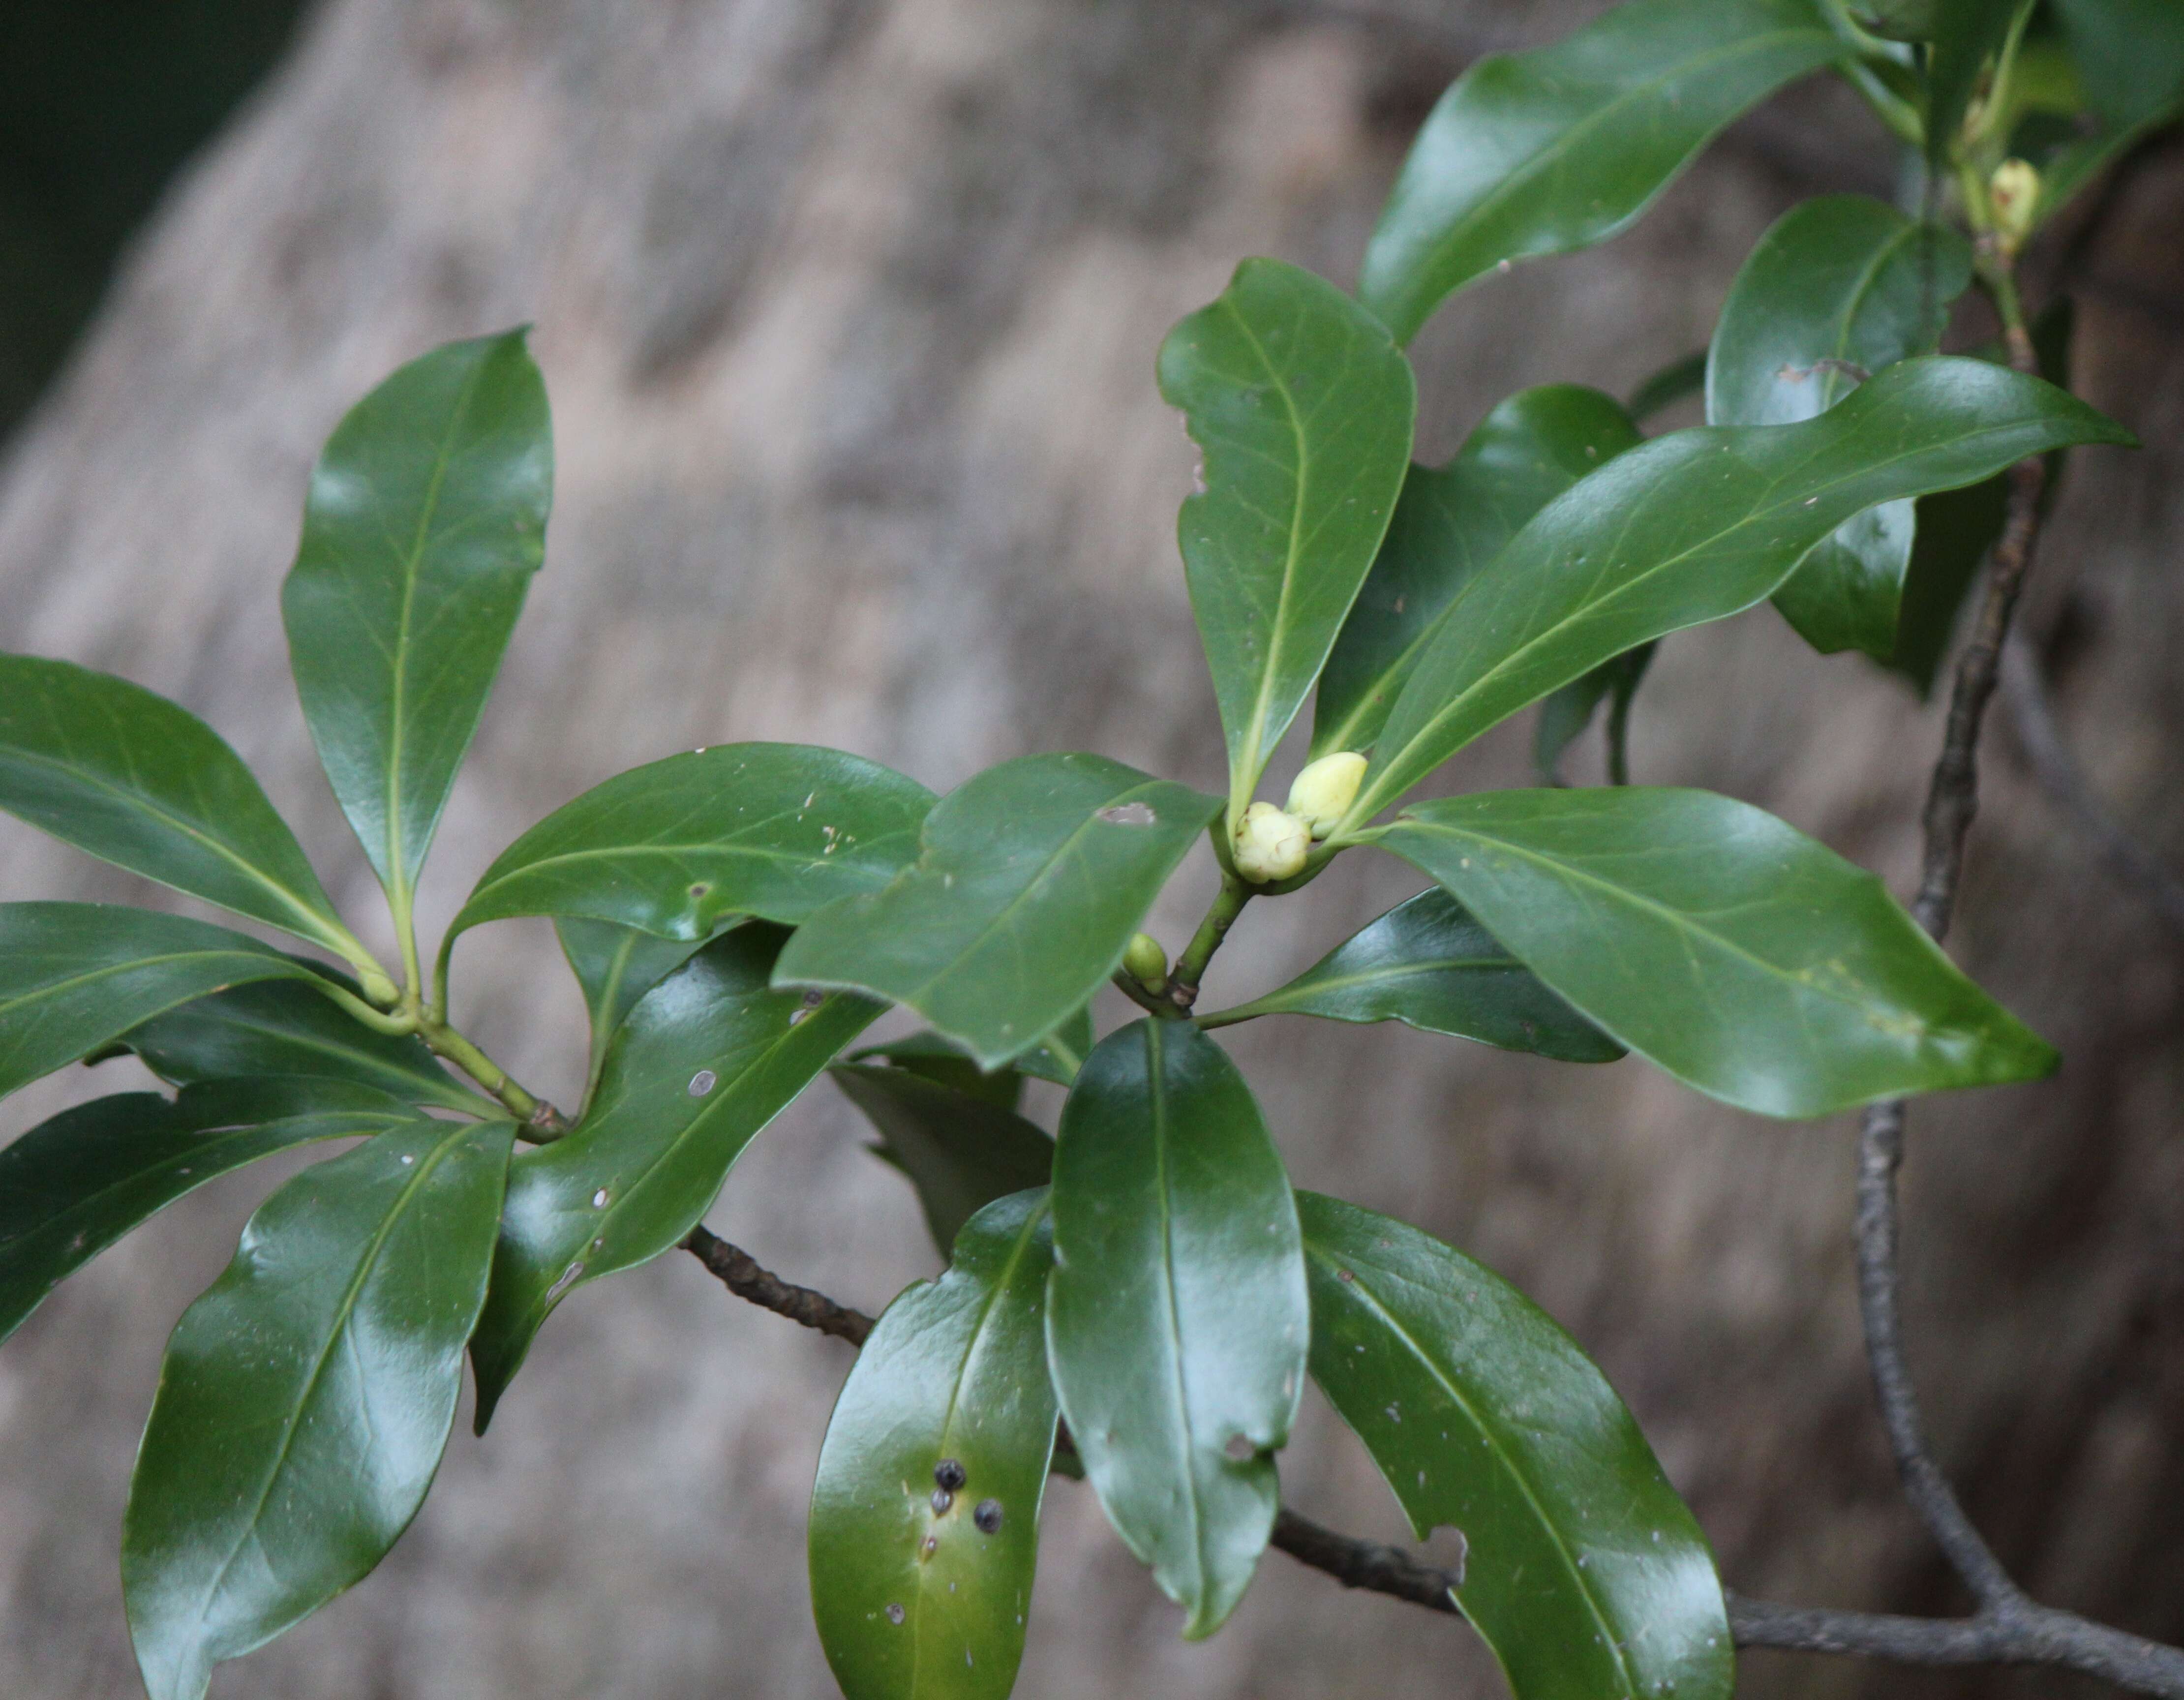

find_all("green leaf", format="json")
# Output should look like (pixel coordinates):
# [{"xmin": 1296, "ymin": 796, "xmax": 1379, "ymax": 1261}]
[
  {"xmin": 1625, "ymin": 350, "xmax": 1708, "ymax": 424},
  {"xmin": 775, "ymin": 755, "xmax": 1220, "ymax": 1071},
  {"xmin": 554, "ymin": 917, "xmax": 704, "ymax": 1103},
  {"xmin": 1376, "ymin": 788, "xmax": 2058, "ymax": 1117},
  {"xmin": 1707, "ymin": 195, "xmax": 1973, "ymax": 658},
  {"xmin": 1888, "ymin": 296, "xmax": 2074, "ymax": 695},
  {"xmin": 1533, "ymin": 643, "xmax": 1654, "ymax": 788},
  {"xmin": 1300, "ymin": 1193, "xmax": 1731, "ymax": 1700},
  {"xmin": 1046, "ymin": 1019, "xmax": 1306, "ymax": 1637},
  {"xmin": 0, "ymin": 1079, "xmax": 428, "ymax": 1344},
  {"xmin": 2044, "ymin": 0, "xmax": 2184, "ymax": 207},
  {"xmin": 1314, "ymin": 385, "xmax": 1642, "ymax": 762},
  {"xmin": 281, "ymin": 330, "xmax": 552, "ymax": 912},
  {"xmin": 845, "ymin": 1033, "xmax": 1024, "ymax": 1110},
  {"xmin": 114, "ymin": 973, "xmax": 488, "ymax": 1115},
  {"xmin": 0, "ymin": 903, "xmax": 332, "ymax": 1101},
  {"xmin": 123, "ymin": 1115, "xmax": 513, "ymax": 1700},
  {"xmin": 809, "ymin": 1189, "xmax": 1060, "ymax": 1700},
  {"xmin": 832, "ymin": 1063, "xmax": 1054, "ymax": 1255},
  {"xmin": 1158, "ymin": 258, "xmax": 1416, "ymax": 819},
  {"xmin": 1358, "ymin": 0, "xmax": 1844, "ymax": 344},
  {"xmin": 452, "ymin": 744, "xmax": 935, "ymax": 944},
  {"xmin": 469, "ymin": 925, "xmax": 879, "ymax": 1429},
  {"xmin": 0, "ymin": 655, "xmax": 367, "ymax": 966},
  {"xmin": 1341, "ymin": 357, "xmax": 2133, "ymax": 830},
  {"xmin": 1199, "ymin": 888, "xmax": 1622, "ymax": 1063},
  {"xmin": 1928, "ymin": 0, "xmax": 2032, "ymax": 165}
]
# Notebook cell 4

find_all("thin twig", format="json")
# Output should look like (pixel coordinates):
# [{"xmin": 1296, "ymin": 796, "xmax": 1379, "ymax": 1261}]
[
  {"xmin": 1846, "ymin": 278, "xmax": 2050, "ymax": 1619},
  {"xmin": 1270, "ymin": 1509, "xmax": 1462, "ymax": 1613},
  {"xmin": 1729, "ymin": 1595, "xmax": 2184, "ymax": 1697},
  {"xmin": 2001, "ymin": 628, "xmax": 2184, "ymax": 935},
  {"xmin": 683, "ymin": 1226, "xmax": 873, "ymax": 1346}
]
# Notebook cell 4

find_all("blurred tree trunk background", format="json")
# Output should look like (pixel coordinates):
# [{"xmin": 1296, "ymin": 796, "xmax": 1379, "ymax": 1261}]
[{"xmin": 0, "ymin": 2, "xmax": 2178, "ymax": 1697}]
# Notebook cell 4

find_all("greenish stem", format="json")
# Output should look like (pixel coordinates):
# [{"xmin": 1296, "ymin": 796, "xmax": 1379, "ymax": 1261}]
[
  {"xmin": 388, "ymin": 879, "xmax": 425, "ymax": 1004},
  {"xmin": 1113, "ymin": 969, "xmax": 1183, "ymax": 1019},
  {"xmin": 1164, "ymin": 875, "xmax": 1252, "ymax": 1012},
  {"xmin": 315, "ymin": 981, "xmax": 421, "ymax": 1036},
  {"xmin": 1839, "ymin": 57, "xmax": 1925, "ymax": 149},
  {"xmin": 416, "ymin": 1014, "xmax": 568, "ymax": 1138}
]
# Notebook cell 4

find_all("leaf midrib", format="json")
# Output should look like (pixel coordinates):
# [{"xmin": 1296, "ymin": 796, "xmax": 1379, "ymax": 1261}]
[
  {"xmin": 1363, "ymin": 406, "xmax": 2057, "ymax": 813},
  {"xmin": 1144, "ymin": 1021, "xmax": 1217, "ymax": 1612},
  {"xmin": 1395, "ymin": 812, "xmax": 1939, "ymax": 1035},
  {"xmin": 0, "ymin": 738, "xmax": 338, "ymax": 941},
  {"xmin": 195, "ymin": 1123, "xmax": 475, "ymax": 1632},
  {"xmin": 1216, "ymin": 295, "xmax": 1314, "ymax": 795},
  {"xmin": 913, "ymin": 1200, "xmax": 1052, "ymax": 1684},
  {"xmin": 4, "ymin": 1115, "xmax": 402, "ymax": 1261},
  {"xmin": 383, "ymin": 358, "xmax": 490, "ymax": 897},
  {"xmin": 0, "ymin": 944, "xmax": 294, "ymax": 1024},
  {"xmin": 1304, "ymin": 1238, "xmax": 1638, "ymax": 1696}
]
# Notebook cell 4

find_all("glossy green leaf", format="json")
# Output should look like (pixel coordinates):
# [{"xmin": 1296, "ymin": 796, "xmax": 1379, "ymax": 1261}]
[
  {"xmin": 1046, "ymin": 1019, "xmax": 1306, "ymax": 1637},
  {"xmin": 1200, "ymin": 889, "xmax": 1622, "ymax": 1063},
  {"xmin": 1358, "ymin": 0, "xmax": 1843, "ymax": 344},
  {"xmin": 1314, "ymin": 386, "xmax": 1642, "ymax": 762},
  {"xmin": 1889, "ymin": 297, "xmax": 2074, "ymax": 695},
  {"xmin": 1340, "ymin": 357, "xmax": 2133, "ymax": 830},
  {"xmin": 1300, "ymin": 1192, "xmax": 1731, "ymax": 1700},
  {"xmin": 469, "ymin": 925, "xmax": 879, "ymax": 1428},
  {"xmin": 810, "ymin": 1189, "xmax": 1060, "ymax": 1700},
  {"xmin": 775, "ymin": 755, "xmax": 1219, "ymax": 1071},
  {"xmin": 114, "ymin": 973, "xmax": 487, "ymax": 1115},
  {"xmin": 281, "ymin": 330, "xmax": 552, "ymax": 910},
  {"xmin": 1377, "ymin": 788, "xmax": 2057, "ymax": 1117},
  {"xmin": 123, "ymin": 1115, "xmax": 514, "ymax": 1700},
  {"xmin": 1533, "ymin": 643, "xmax": 1654, "ymax": 787},
  {"xmin": 2044, "ymin": 0, "xmax": 2184, "ymax": 209},
  {"xmin": 833, "ymin": 1063, "xmax": 1054, "ymax": 1255},
  {"xmin": 1158, "ymin": 258, "xmax": 1415, "ymax": 818},
  {"xmin": 555, "ymin": 917, "xmax": 704, "ymax": 1102},
  {"xmin": 1625, "ymin": 350, "xmax": 1708, "ymax": 424},
  {"xmin": 0, "ymin": 903, "xmax": 332, "ymax": 1101},
  {"xmin": 1707, "ymin": 195, "xmax": 1972, "ymax": 658},
  {"xmin": 453, "ymin": 744, "xmax": 935, "ymax": 945},
  {"xmin": 0, "ymin": 655, "xmax": 366, "ymax": 964},
  {"xmin": 0, "ymin": 1079, "xmax": 428, "ymax": 1344},
  {"xmin": 1928, "ymin": 0, "xmax": 2031, "ymax": 164},
  {"xmin": 846, "ymin": 1033, "xmax": 1024, "ymax": 1110}
]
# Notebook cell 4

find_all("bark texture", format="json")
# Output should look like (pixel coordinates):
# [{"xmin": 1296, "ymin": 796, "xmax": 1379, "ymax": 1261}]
[{"xmin": 0, "ymin": 2, "xmax": 2179, "ymax": 1696}]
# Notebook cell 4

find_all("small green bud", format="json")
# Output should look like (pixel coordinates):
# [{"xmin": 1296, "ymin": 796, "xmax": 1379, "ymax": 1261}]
[
  {"xmin": 1233, "ymin": 801, "xmax": 1310, "ymax": 884},
  {"xmin": 1987, "ymin": 158, "xmax": 2039, "ymax": 254},
  {"xmin": 1122, "ymin": 931, "xmax": 1167, "ymax": 989},
  {"xmin": 358, "ymin": 965, "xmax": 401, "ymax": 1007},
  {"xmin": 1284, "ymin": 751, "xmax": 1367, "ymax": 839}
]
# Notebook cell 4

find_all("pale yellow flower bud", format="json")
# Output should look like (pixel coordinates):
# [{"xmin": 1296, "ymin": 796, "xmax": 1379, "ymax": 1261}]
[
  {"xmin": 1122, "ymin": 931, "xmax": 1167, "ymax": 989},
  {"xmin": 1988, "ymin": 159, "xmax": 2040, "ymax": 254},
  {"xmin": 1233, "ymin": 801, "xmax": 1310, "ymax": 883},
  {"xmin": 1284, "ymin": 752, "xmax": 1367, "ymax": 838}
]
